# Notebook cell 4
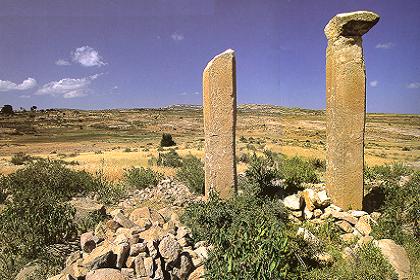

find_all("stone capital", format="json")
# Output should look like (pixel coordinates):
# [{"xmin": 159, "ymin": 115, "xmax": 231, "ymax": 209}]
[{"xmin": 324, "ymin": 11, "xmax": 379, "ymax": 41}]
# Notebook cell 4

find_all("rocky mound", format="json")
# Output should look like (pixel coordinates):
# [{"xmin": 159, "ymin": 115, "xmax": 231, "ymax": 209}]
[{"xmin": 49, "ymin": 206, "xmax": 207, "ymax": 280}]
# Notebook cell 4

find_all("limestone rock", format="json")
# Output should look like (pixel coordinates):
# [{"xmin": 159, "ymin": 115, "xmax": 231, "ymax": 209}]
[
  {"xmin": 331, "ymin": 210, "xmax": 358, "ymax": 225},
  {"xmin": 376, "ymin": 239, "xmax": 410, "ymax": 280},
  {"xmin": 85, "ymin": 268, "xmax": 128, "ymax": 280},
  {"xmin": 188, "ymin": 266, "xmax": 205, "ymax": 280},
  {"xmin": 134, "ymin": 255, "xmax": 147, "ymax": 277},
  {"xmin": 111, "ymin": 209, "xmax": 137, "ymax": 228},
  {"xmin": 283, "ymin": 194, "xmax": 302, "ymax": 210},
  {"xmin": 130, "ymin": 207, "xmax": 165, "ymax": 228},
  {"xmin": 354, "ymin": 215, "xmax": 372, "ymax": 236},
  {"xmin": 335, "ymin": 220, "xmax": 353, "ymax": 233},
  {"xmin": 114, "ymin": 242, "xmax": 130, "ymax": 269},
  {"xmin": 81, "ymin": 231, "xmax": 96, "ymax": 253},
  {"xmin": 302, "ymin": 189, "xmax": 317, "ymax": 211},
  {"xmin": 130, "ymin": 242, "xmax": 147, "ymax": 256},
  {"xmin": 82, "ymin": 244, "xmax": 116, "ymax": 270},
  {"xmin": 203, "ymin": 49, "xmax": 237, "ymax": 199},
  {"xmin": 172, "ymin": 253, "xmax": 194, "ymax": 280},
  {"xmin": 159, "ymin": 235, "xmax": 182, "ymax": 265},
  {"xmin": 316, "ymin": 190, "xmax": 331, "ymax": 207}
]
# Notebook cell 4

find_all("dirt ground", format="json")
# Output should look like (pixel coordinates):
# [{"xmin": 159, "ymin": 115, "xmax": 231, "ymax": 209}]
[{"xmin": 1, "ymin": 105, "xmax": 419, "ymax": 179}]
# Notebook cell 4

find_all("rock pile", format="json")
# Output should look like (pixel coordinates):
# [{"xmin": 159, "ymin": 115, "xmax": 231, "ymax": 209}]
[
  {"xmin": 284, "ymin": 188, "xmax": 411, "ymax": 279},
  {"xmin": 116, "ymin": 179, "xmax": 199, "ymax": 211},
  {"xmin": 49, "ymin": 206, "xmax": 207, "ymax": 280}
]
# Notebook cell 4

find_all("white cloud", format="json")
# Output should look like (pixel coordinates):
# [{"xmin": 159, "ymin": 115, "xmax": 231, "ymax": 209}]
[
  {"xmin": 171, "ymin": 32, "xmax": 184, "ymax": 41},
  {"xmin": 180, "ymin": 91, "xmax": 200, "ymax": 96},
  {"xmin": 0, "ymin": 78, "xmax": 37, "ymax": 92},
  {"xmin": 55, "ymin": 59, "xmax": 71, "ymax": 66},
  {"xmin": 71, "ymin": 46, "xmax": 106, "ymax": 67},
  {"xmin": 369, "ymin": 80, "xmax": 378, "ymax": 87},
  {"xmin": 406, "ymin": 82, "xmax": 420, "ymax": 89},
  {"xmin": 35, "ymin": 74, "xmax": 101, "ymax": 98},
  {"xmin": 375, "ymin": 42, "xmax": 394, "ymax": 49}
]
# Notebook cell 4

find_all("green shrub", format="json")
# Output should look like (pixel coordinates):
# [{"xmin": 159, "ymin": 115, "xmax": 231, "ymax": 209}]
[
  {"xmin": 10, "ymin": 152, "xmax": 38, "ymax": 165},
  {"xmin": 90, "ymin": 169, "xmax": 125, "ymax": 205},
  {"xmin": 0, "ymin": 195, "xmax": 77, "ymax": 259},
  {"xmin": 157, "ymin": 149, "xmax": 183, "ymax": 168},
  {"xmin": 160, "ymin": 133, "xmax": 176, "ymax": 147},
  {"xmin": 5, "ymin": 159, "xmax": 92, "ymax": 201},
  {"xmin": 0, "ymin": 176, "xmax": 7, "ymax": 203},
  {"xmin": 176, "ymin": 155, "xmax": 204, "ymax": 194},
  {"xmin": 77, "ymin": 210, "xmax": 109, "ymax": 234},
  {"xmin": 182, "ymin": 193, "xmax": 297, "ymax": 279},
  {"xmin": 301, "ymin": 242, "xmax": 397, "ymax": 280},
  {"xmin": 278, "ymin": 156, "xmax": 319, "ymax": 191},
  {"xmin": 245, "ymin": 152, "xmax": 279, "ymax": 197},
  {"xmin": 124, "ymin": 167, "xmax": 163, "ymax": 190}
]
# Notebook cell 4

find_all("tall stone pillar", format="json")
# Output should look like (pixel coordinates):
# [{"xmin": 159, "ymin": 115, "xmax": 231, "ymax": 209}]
[
  {"xmin": 203, "ymin": 49, "xmax": 237, "ymax": 199},
  {"xmin": 325, "ymin": 11, "xmax": 379, "ymax": 210}
]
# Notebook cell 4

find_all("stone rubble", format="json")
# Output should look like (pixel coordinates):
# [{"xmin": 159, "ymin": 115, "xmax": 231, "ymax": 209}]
[
  {"xmin": 49, "ymin": 203, "xmax": 208, "ymax": 280},
  {"xmin": 285, "ymin": 187, "xmax": 411, "ymax": 276}
]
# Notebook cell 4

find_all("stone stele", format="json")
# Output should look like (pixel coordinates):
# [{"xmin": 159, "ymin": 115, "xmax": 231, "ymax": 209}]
[
  {"xmin": 325, "ymin": 11, "xmax": 379, "ymax": 210},
  {"xmin": 203, "ymin": 49, "xmax": 237, "ymax": 199}
]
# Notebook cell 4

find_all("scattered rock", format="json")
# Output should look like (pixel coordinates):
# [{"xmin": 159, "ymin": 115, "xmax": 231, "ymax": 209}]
[
  {"xmin": 376, "ymin": 239, "xmax": 411, "ymax": 280},
  {"xmin": 302, "ymin": 189, "xmax": 317, "ymax": 211},
  {"xmin": 85, "ymin": 268, "xmax": 128, "ymax": 280},
  {"xmin": 354, "ymin": 215, "xmax": 372, "ymax": 236},
  {"xmin": 81, "ymin": 231, "xmax": 97, "ymax": 253},
  {"xmin": 283, "ymin": 194, "xmax": 302, "ymax": 210},
  {"xmin": 159, "ymin": 235, "xmax": 182, "ymax": 265},
  {"xmin": 316, "ymin": 190, "xmax": 331, "ymax": 207},
  {"xmin": 331, "ymin": 210, "xmax": 358, "ymax": 225},
  {"xmin": 335, "ymin": 220, "xmax": 353, "ymax": 233}
]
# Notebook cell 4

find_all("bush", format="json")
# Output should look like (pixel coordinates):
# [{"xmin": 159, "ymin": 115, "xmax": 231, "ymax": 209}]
[
  {"xmin": 176, "ymin": 155, "xmax": 204, "ymax": 194},
  {"xmin": 160, "ymin": 133, "xmax": 176, "ymax": 147},
  {"xmin": 5, "ymin": 159, "xmax": 92, "ymax": 201},
  {"xmin": 90, "ymin": 169, "xmax": 125, "ymax": 205},
  {"xmin": 182, "ymin": 193, "xmax": 297, "ymax": 279},
  {"xmin": 245, "ymin": 152, "xmax": 279, "ymax": 197},
  {"xmin": 0, "ymin": 194, "xmax": 77, "ymax": 259},
  {"xmin": 278, "ymin": 156, "xmax": 319, "ymax": 191},
  {"xmin": 157, "ymin": 149, "xmax": 183, "ymax": 168},
  {"xmin": 301, "ymin": 242, "xmax": 397, "ymax": 280},
  {"xmin": 10, "ymin": 152, "xmax": 38, "ymax": 165},
  {"xmin": 124, "ymin": 167, "xmax": 163, "ymax": 190}
]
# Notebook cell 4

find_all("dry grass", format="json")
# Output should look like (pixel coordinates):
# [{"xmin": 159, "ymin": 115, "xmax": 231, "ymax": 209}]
[{"xmin": 0, "ymin": 105, "xmax": 418, "ymax": 178}]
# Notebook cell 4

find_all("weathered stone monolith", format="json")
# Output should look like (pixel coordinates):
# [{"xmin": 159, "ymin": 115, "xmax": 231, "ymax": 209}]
[
  {"xmin": 203, "ymin": 49, "xmax": 237, "ymax": 199},
  {"xmin": 325, "ymin": 11, "xmax": 379, "ymax": 210}
]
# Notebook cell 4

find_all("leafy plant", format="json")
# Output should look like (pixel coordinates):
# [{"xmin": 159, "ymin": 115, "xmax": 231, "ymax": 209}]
[
  {"xmin": 278, "ymin": 156, "xmax": 319, "ymax": 191},
  {"xmin": 124, "ymin": 166, "xmax": 163, "ymax": 190},
  {"xmin": 182, "ymin": 193, "xmax": 297, "ymax": 279},
  {"xmin": 176, "ymin": 155, "xmax": 205, "ymax": 194},
  {"xmin": 90, "ymin": 169, "xmax": 125, "ymax": 205},
  {"xmin": 245, "ymin": 152, "xmax": 279, "ymax": 197},
  {"xmin": 10, "ymin": 152, "xmax": 38, "ymax": 165},
  {"xmin": 157, "ymin": 149, "xmax": 183, "ymax": 168},
  {"xmin": 160, "ymin": 133, "xmax": 176, "ymax": 147}
]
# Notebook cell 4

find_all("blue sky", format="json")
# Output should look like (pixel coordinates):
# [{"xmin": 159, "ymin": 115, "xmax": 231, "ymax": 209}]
[{"xmin": 0, "ymin": 0, "xmax": 419, "ymax": 113}]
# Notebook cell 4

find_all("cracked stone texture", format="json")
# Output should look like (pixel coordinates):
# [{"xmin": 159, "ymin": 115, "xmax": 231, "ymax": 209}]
[
  {"xmin": 325, "ymin": 11, "xmax": 379, "ymax": 210},
  {"xmin": 203, "ymin": 49, "xmax": 237, "ymax": 199}
]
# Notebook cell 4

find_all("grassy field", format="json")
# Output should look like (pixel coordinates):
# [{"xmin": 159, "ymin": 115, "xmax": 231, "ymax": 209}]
[{"xmin": 1, "ymin": 104, "xmax": 419, "ymax": 178}]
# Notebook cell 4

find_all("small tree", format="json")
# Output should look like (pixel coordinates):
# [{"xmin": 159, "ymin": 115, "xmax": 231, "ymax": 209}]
[
  {"xmin": 1, "ymin": 105, "xmax": 14, "ymax": 115},
  {"xmin": 30, "ymin": 105, "xmax": 37, "ymax": 111},
  {"xmin": 160, "ymin": 133, "xmax": 176, "ymax": 147}
]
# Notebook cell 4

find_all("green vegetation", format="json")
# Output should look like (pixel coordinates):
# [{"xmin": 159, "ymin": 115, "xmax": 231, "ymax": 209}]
[
  {"xmin": 0, "ymin": 160, "xmax": 124, "ymax": 279},
  {"xmin": 182, "ymin": 192, "xmax": 296, "ymax": 279},
  {"xmin": 160, "ymin": 133, "xmax": 176, "ymax": 147},
  {"xmin": 366, "ymin": 164, "xmax": 420, "ymax": 278},
  {"xmin": 10, "ymin": 152, "xmax": 38, "ymax": 165},
  {"xmin": 124, "ymin": 166, "xmax": 163, "ymax": 190},
  {"xmin": 245, "ymin": 151, "xmax": 320, "ymax": 197},
  {"xmin": 156, "ymin": 149, "xmax": 183, "ymax": 168},
  {"xmin": 176, "ymin": 155, "xmax": 205, "ymax": 194}
]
